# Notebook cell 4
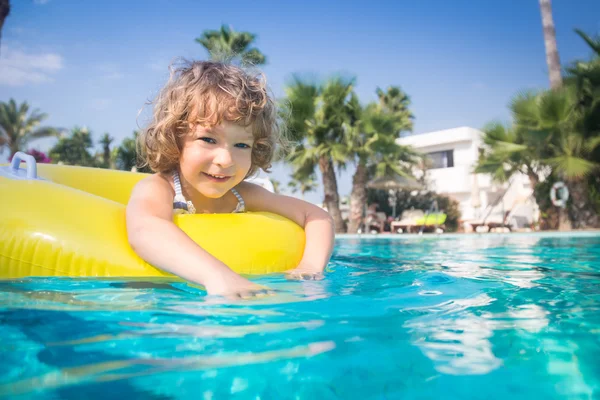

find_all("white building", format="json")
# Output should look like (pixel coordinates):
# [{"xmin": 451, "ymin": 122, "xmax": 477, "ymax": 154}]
[{"xmin": 397, "ymin": 127, "xmax": 537, "ymax": 230}]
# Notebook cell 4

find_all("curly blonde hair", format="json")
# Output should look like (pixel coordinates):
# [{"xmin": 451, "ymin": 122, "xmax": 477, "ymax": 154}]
[{"xmin": 138, "ymin": 59, "xmax": 286, "ymax": 177}]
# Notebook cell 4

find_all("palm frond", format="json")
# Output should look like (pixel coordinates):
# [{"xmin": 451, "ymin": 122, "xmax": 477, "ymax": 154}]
[
  {"xmin": 537, "ymin": 87, "xmax": 576, "ymax": 127},
  {"xmin": 491, "ymin": 140, "xmax": 528, "ymax": 154},
  {"xmin": 29, "ymin": 127, "xmax": 60, "ymax": 140},
  {"xmin": 546, "ymin": 155, "xmax": 598, "ymax": 179},
  {"xmin": 585, "ymin": 135, "xmax": 600, "ymax": 153},
  {"xmin": 242, "ymin": 48, "xmax": 266, "ymax": 65},
  {"xmin": 0, "ymin": 99, "xmax": 54, "ymax": 153},
  {"xmin": 574, "ymin": 29, "xmax": 600, "ymax": 57},
  {"xmin": 510, "ymin": 90, "xmax": 541, "ymax": 128},
  {"xmin": 481, "ymin": 121, "xmax": 516, "ymax": 145},
  {"xmin": 195, "ymin": 25, "xmax": 266, "ymax": 65},
  {"xmin": 475, "ymin": 156, "xmax": 512, "ymax": 183}
]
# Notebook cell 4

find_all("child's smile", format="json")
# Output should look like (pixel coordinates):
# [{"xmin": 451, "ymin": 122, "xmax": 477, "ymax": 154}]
[
  {"xmin": 202, "ymin": 172, "xmax": 232, "ymax": 182},
  {"xmin": 127, "ymin": 60, "xmax": 334, "ymax": 298},
  {"xmin": 179, "ymin": 121, "xmax": 254, "ymax": 199}
]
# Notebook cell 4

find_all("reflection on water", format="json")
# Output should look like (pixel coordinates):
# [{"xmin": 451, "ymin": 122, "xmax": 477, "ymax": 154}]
[
  {"xmin": 0, "ymin": 340, "xmax": 335, "ymax": 397},
  {"xmin": 404, "ymin": 295, "xmax": 551, "ymax": 375},
  {"xmin": 0, "ymin": 234, "xmax": 599, "ymax": 399},
  {"xmin": 48, "ymin": 320, "xmax": 325, "ymax": 346},
  {"xmin": 405, "ymin": 294, "xmax": 501, "ymax": 375}
]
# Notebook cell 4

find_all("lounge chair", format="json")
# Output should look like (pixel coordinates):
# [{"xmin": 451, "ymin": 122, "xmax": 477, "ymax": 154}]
[
  {"xmin": 415, "ymin": 212, "xmax": 447, "ymax": 233},
  {"xmin": 365, "ymin": 211, "xmax": 387, "ymax": 233},
  {"xmin": 391, "ymin": 209, "xmax": 425, "ymax": 233},
  {"xmin": 465, "ymin": 211, "xmax": 512, "ymax": 232}
]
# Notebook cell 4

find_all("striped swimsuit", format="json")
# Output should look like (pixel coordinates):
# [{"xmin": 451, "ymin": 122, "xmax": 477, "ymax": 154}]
[{"xmin": 172, "ymin": 170, "xmax": 245, "ymax": 215}]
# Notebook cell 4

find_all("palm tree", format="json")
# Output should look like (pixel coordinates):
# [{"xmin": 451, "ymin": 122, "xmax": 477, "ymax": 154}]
[
  {"xmin": 0, "ymin": 99, "xmax": 59, "ymax": 156},
  {"xmin": 474, "ymin": 121, "xmax": 563, "ymax": 229},
  {"xmin": 49, "ymin": 127, "xmax": 96, "ymax": 167},
  {"xmin": 567, "ymin": 30, "xmax": 600, "ymax": 226},
  {"xmin": 196, "ymin": 24, "xmax": 266, "ymax": 65},
  {"xmin": 477, "ymin": 88, "xmax": 600, "ymax": 229},
  {"xmin": 287, "ymin": 172, "xmax": 318, "ymax": 199},
  {"xmin": 115, "ymin": 131, "xmax": 139, "ymax": 171},
  {"xmin": 516, "ymin": 88, "xmax": 600, "ymax": 228},
  {"xmin": 98, "ymin": 133, "xmax": 114, "ymax": 169},
  {"xmin": 376, "ymin": 86, "xmax": 414, "ymax": 131},
  {"xmin": 345, "ymin": 96, "xmax": 419, "ymax": 233},
  {"xmin": 285, "ymin": 76, "xmax": 356, "ymax": 233},
  {"xmin": 567, "ymin": 30, "xmax": 600, "ymax": 140},
  {"xmin": 539, "ymin": 0, "xmax": 563, "ymax": 89},
  {"xmin": 475, "ymin": 122, "xmax": 542, "ymax": 187},
  {"xmin": 0, "ymin": 0, "xmax": 9, "ymax": 56}
]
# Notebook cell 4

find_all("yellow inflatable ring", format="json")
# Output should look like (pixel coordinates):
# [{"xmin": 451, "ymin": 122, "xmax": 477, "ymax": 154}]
[{"xmin": 0, "ymin": 154, "xmax": 305, "ymax": 279}]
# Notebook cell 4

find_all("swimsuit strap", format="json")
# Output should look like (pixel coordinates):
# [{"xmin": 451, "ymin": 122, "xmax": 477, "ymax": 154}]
[
  {"xmin": 172, "ymin": 170, "xmax": 245, "ymax": 214},
  {"xmin": 172, "ymin": 170, "xmax": 196, "ymax": 214},
  {"xmin": 231, "ymin": 188, "xmax": 246, "ymax": 213}
]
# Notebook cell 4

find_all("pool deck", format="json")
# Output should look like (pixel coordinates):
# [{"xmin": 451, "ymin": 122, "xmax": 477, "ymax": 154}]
[{"xmin": 336, "ymin": 230, "xmax": 600, "ymax": 240}]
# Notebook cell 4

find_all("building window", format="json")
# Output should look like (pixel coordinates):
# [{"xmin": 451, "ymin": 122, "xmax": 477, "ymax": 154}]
[{"xmin": 426, "ymin": 150, "xmax": 454, "ymax": 169}]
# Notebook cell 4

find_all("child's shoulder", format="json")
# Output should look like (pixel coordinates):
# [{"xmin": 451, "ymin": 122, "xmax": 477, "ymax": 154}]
[
  {"xmin": 236, "ymin": 180, "xmax": 280, "ymax": 210},
  {"xmin": 127, "ymin": 173, "xmax": 175, "ymax": 217},
  {"xmin": 132, "ymin": 172, "xmax": 174, "ymax": 199},
  {"xmin": 237, "ymin": 180, "xmax": 272, "ymax": 196}
]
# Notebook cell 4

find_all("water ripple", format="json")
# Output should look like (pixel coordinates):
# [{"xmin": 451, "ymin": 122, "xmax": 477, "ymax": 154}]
[{"xmin": 1, "ymin": 233, "xmax": 599, "ymax": 399}]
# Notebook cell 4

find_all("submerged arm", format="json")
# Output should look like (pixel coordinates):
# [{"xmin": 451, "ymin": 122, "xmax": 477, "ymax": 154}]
[
  {"xmin": 126, "ymin": 176, "xmax": 263, "ymax": 295},
  {"xmin": 239, "ymin": 182, "xmax": 335, "ymax": 277}
]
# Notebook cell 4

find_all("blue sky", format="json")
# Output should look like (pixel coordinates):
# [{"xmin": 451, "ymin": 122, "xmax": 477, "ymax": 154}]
[{"xmin": 1, "ymin": 0, "xmax": 599, "ymax": 203}]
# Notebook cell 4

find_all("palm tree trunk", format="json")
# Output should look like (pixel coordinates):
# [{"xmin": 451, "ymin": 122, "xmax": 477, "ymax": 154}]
[
  {"xmin": 318, "ymin": 156, "xmax": 346, "ymax": 233},
  {"xmin": 10, "ymin": 141, "xmax": 19, "ymax": 157},
  {"xmin": 347, "ymin": 160, "xmax": 368, "ymax": 233},
  {"xmin": 528, "ymin": 170, "xmax": 563, "ymax": 230},
  {"xmin": 568, "ymin": 178, "xmax": 599, "ymax": 229},
  {"xmin": 539, "ymin": 0, "xmax": 563, "ymax": 89},
  {"xmin": 553, "ymin": 174, "xmax": 573, "ymax": 232},
  {"xmin": 103, "ymin": 146, "xmax": 112, "ymax": 168},
  {"xmin": 526, "ymin": 170, "xmax": 539, "ymax": 189},
  {"xmin": 0, "ymin": 0, "xmax": 9, "ymax": 57},
  {"xmin": 557, "ymin": 208, "xmax": 572, "ymax": 231},
  {"xmin": 525, "ymin": 170, "xmax": 555, "ymax": 229}
]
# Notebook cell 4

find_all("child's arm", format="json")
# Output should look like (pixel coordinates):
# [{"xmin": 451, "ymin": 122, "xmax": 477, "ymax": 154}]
[
  {"xmin": 126, "ymin": 175, "xmax": 266, "ymax": 296},
  {"xmin": 238, "ymin": 182, "xmax": 335, "ymax": 278}
]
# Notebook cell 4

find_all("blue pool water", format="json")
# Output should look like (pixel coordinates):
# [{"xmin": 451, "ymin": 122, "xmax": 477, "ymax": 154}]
[{"xmin": 1, "ymin": 232, "xmax": 599, "ymax": 399}]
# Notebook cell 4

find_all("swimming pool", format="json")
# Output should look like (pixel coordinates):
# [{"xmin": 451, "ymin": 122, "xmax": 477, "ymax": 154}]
[{"xmin": 1, "ymin": 232, "xmax": 599, "ymax": 399}]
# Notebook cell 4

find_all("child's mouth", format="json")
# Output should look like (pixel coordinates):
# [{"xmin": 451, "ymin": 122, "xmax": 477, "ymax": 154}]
[{"xmin": 202, "ymin": 172, "xmax": 232, "ymax": 182}]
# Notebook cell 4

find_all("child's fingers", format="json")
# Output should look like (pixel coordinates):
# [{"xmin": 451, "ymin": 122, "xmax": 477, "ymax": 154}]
[
  {"xmin": 306, "ymin": 272, "xmax": 324, "ymax": 281},
  {"xmin": 236, "ymin": 288, "xmax": 275, "ymax": 300},
  {"xmin": 285, "ymin": 271, "xmax": 324, "ymax": 281},
  {"xmin": 284, "ymin": 272, "xmax": 302, "ymax": 280}
]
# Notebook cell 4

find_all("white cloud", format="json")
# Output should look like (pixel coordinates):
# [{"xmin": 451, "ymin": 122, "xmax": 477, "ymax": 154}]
[{"xmin": 0, "ymin": 44, "xmax": 64, "ymax": 86}]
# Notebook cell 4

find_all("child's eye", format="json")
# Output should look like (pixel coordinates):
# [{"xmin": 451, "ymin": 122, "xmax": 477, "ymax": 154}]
[
  {"xmin": 199, "ymin": 137, "xmax": 216, "ymax": 144},
  {"xmin": 234, "ymin": 143, "xmax": 252, "ymax": 149}
]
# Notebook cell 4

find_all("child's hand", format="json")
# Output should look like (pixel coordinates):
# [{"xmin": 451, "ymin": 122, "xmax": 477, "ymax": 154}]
[
  {"xmin": 205, "ymin": 272, "xmax": 272, "ymax": 299},
  {"xmin": 285, "ymin": 263, "xmax": 325, "ymax": 281}
]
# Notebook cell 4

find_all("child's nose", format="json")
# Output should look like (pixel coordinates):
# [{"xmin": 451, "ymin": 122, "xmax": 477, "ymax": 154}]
[{"xmin": 214, "ymin": 148, "xmax": 234, "ymax": 168}]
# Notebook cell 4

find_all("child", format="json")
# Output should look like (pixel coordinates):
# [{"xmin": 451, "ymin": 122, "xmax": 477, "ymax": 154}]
[{"xmin": 126, "ymin": 60, "xmax": 335, "ymax": 297}]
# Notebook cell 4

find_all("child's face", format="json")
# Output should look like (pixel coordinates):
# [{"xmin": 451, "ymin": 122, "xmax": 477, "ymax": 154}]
[{"xmin": 179, "ymin": 121, "xmax": 254, "ymax": 198}]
